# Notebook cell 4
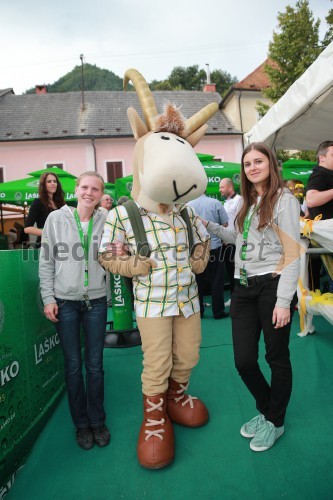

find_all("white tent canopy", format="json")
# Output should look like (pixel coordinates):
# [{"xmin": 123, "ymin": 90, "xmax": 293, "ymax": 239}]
[{"xmin": 246, "ymin": 42, "xmax": 333, "ymax": 150}]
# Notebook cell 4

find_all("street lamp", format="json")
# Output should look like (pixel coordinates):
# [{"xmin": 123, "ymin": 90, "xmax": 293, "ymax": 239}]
[{"xmin": 80, "ymin": 54, "xmax": 85, "ymax": 110}]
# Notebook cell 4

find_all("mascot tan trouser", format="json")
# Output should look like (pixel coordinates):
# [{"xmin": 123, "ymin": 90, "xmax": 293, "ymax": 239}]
[{"xmin": 136, "ymin": 312, "xmax": 201, "ymax": 396}]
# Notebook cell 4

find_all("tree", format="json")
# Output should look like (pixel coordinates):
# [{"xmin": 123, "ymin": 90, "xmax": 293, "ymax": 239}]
[
  {"xmin": 293, "ymin": 150, "xmax": 316, "ymax": 161},
  {"xmin": 255, "ymin": 100, "xmax": 271, "ymax": 119},
  {"xmin": 168, "ymin": 65, "xmax": 206, "ymax": 90},
  {"xmin": 149, "ymin": 79, "xmax": 173, "ymax": 91},
  {"xmin": 276, "ymin": 150, "xmax": 292, "ymax": 163},
  {"xmin": 210, "ymin": 69, "xmax": 237, "ymax": 97},
  {"xmin": 150, "ymin": 66, "xmax": 237, "ymax": 95},
  {"xmin": 264, "ymin": 0, "xmax": 321, "ymax": 103},
  {"xmin": 322, "ymin": 1, "xmax": 333, "ymax": 48}
]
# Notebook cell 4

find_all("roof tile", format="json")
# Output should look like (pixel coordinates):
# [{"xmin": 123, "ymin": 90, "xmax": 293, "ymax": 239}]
[{"xmin": 0, "ymin": 90, "xmax": 240, "ymax": 141}]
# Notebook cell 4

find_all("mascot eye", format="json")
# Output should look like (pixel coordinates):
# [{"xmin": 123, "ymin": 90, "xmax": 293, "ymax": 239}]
[
  {"xmin": 161, "ymin": 135, "xmax": 170, "ymax": 141},
  {"xmin": 177, "ymin": 139, "xmax": 185, "ymax": 144}
]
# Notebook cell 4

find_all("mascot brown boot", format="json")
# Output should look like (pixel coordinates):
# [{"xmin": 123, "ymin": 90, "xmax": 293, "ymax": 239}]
[
  {"xmin": 137, "ymin": 393, "xmax": 174, "ymax": 469},
  {"xmin": 167, "ymin": 378, "xmax": 209, "ymax": 427}
]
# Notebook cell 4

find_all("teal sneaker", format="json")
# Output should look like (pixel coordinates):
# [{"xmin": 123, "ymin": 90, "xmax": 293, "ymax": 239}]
[
  {"xmin": 250, "ymin": 420, "xmax": 284, "ymax": 452},
  {"xmin": 240, "ymin": 414, "xmax": 265, "ymax": 438}
]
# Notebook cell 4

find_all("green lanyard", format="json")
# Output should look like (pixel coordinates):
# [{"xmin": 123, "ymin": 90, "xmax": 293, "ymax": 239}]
[
  {"xmin": 241, "ymin": 206, "xmax": 257, "ymax": 261},
  {"xmin": 74, "ymin": 210, "xmax": 94, "ymax": 288}
]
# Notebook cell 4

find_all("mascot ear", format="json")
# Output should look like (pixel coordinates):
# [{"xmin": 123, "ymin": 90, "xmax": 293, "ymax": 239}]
[
  {"xmin": 127, "ymin": 107, "xmax": 148, "ymax": 140},
  {"xmin": 186, "ymin": 124, "xmax": 208, "ymax": 147}
]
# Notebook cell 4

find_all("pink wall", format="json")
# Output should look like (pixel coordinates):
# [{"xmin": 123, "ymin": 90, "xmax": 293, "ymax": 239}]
[
  {"xmin": 194, "ymin": 136, "xmax": 243, "ymax": 163},
  {"xmin": 0, "ymin": 135, "xmax": 243, "ymax": 183}
]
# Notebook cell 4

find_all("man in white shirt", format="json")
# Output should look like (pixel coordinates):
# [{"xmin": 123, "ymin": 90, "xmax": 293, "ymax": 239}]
[
  {"xmin": 219, "ymin": 178, "xmax": 242, "ymax": 303},
  {"xmin": 188, "ymin": 194, "xmax": 229, "ymax": 319}
]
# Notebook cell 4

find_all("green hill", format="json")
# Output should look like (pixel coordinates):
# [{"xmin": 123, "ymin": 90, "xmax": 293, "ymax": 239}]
[{"xmin": 25, "ymin": 63, "xmax": 130, "ymax": 94}]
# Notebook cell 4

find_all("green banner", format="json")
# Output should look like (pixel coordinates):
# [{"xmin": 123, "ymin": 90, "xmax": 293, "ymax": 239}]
[
  {"xmin": 115, "ymin": 176, "xmax": 133, "ymax": 201},
  {"xmin": 282, "ymin": 159, "xmax": 316, "ymax": 187},
  {"xmin": 109, "ymin": 274, "xmax": 133, "ymax": 331},
  {"xmin": 0, "ymin": 250, "xmax": 64, "ymax": 492}
]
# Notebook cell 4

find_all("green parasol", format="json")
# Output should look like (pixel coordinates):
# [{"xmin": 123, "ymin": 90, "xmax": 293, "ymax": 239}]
[{"xmin": 0, "ymin": 167, "xmax": 78, "ymax": 206}]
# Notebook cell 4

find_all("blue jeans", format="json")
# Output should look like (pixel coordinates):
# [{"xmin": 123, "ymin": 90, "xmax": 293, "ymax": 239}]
[{"xmin": 55, "ymin": 296, "xmax": 107, "ymax": 429}]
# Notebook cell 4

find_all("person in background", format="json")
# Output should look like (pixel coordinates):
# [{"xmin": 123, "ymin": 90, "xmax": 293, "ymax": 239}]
[
  {"xmin": 201, "ymin": 143, "xmax": 300, "ymax": 452},
  {"xmin": 24, "ymin": 172, "xmax": 65, "ymax": 246},
  {"xmin": 100, "ymin": 194, "xmax": 114, "ymax": 211},
  {"xmin": 306, "ymin": 140, "xmax": 333, "ymax": 292},
  {"xmin": 117, "ymin": 195, "xmax": 130, "ymax": 205},
  {"xmin": 6, "ymin": 228, "xmax": 18, "ymax": 249},
  {"xmin": 285, "ymin": 179, "xmax": 297, "ymax": 192},
  {"xmin": 39, "ymin": 171, "xmax": 110, "ymax": 451},
  {"xmin": 286, "ymin": 179, "xmax": 308, "ymax": 216},
  {"xmin": 188, "ymin": 193, "xmax": 229, "ymax": 319},
  {"xmin": 219, "ymin": 178, "xmax": 242, "ymax": 304}
]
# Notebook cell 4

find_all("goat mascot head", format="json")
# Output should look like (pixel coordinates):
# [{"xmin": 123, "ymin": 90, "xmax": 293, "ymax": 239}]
[{"xmin": 124, "ymin": 68, "xmax": 218, "ymax": 214}]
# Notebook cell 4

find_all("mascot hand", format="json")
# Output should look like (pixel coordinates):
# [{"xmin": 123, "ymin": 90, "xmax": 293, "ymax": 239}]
[
  {"xmin": 99, "ymin": 252, "xmax": 156, "ymax": 278},
  {"xmin": 128, "ymin": 256, "xmax": 157, "ymax": 276},
  {"xmin": 190, "ymin": 240, "xmax": 211, "ymax": 274}
]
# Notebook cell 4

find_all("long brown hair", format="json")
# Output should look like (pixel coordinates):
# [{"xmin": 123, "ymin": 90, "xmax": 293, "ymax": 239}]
[
  {"xmin": 236, "ymin": 142, "xmax": 284, "ymax": 231},
  {"xmin": 38, "ymin": 172, "xmax": 65, "ymax": 211}
]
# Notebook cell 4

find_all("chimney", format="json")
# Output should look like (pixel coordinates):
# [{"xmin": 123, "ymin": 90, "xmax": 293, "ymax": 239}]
[
  {"xmin": 203, "ymin": 83, "xmax": 216, "ymax": 92},
  {"xmin": 35, "ymin": 85, "xmax": 48, "ymax": 94},
  {"xmin": 203, "ymin": 64, "xmax": 216, "ymax": 92}
]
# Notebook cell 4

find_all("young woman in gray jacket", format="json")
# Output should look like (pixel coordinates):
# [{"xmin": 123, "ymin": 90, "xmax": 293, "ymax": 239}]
[
  {"xmin": 201, "ymin": 143, "xmax": 301, "ymax": 453},
  {"xmin": 39, "ymin": 171, "xmax": 110, "ymax": 451}
]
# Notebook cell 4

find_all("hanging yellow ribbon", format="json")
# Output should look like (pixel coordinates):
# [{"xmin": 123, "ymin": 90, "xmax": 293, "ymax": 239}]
[
  {"xmin": 298, "ymin": 281, "xmax": 333, "ymax": 331},
  {"xmin": 308, "ymin": 290, "xmax": 333, "ymax": 306},
  {"xmin": 301, "ymin": 214, "xmax": 322, "ymax": 237}
]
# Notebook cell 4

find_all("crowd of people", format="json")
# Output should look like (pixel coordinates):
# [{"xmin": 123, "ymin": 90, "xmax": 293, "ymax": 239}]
[{"xmin": 15, "ymin": 139, "xmax": 332, "ymax": 457}]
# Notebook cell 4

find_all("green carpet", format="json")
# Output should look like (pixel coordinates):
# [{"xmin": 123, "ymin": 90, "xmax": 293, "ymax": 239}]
[{"xmin": 7, "ymin": 305, "xmax": 333, "ymax": 500}]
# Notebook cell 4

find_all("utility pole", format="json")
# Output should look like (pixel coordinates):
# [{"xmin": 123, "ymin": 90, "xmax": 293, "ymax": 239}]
[
  {"xmin": 205, "ymin": 63, "xmax": 211, "ymax": 84},
  {"xmin": 80, "ymin": 54, "xmax": 85, "ymax": 111}
]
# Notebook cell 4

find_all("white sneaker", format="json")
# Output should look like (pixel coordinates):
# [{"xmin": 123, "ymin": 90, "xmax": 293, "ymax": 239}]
[
  {"xmin": 224, "ymin": 299, "xmax": 231, "ymax": 307},
  {"xmin": 240, "ymin": 414, "xmax": 265, "ymax": 438},
  {"xmin": 250, "ymin": 420, "xmax": 284, "ymax": 452}
]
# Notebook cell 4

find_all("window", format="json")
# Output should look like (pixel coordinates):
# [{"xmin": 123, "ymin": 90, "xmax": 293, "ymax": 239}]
[
  {"xmin": 106, "ymin": 161, "xmax": 123, "ymax": 183},
  {"xmin": 0, "ymin": 167, "xmax": 4, "ymax": 183},
  {"xmin": 46, "ymin": 163, "xmax": 63, "ymax": 169}
]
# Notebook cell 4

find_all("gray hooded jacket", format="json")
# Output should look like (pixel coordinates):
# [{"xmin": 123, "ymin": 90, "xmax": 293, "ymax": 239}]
[
  {"xmin": 39, "ymin": 205, "xmax": 107, "ymax": 305},
  {"xmin": 207, "ymin": 189, "xmax": 301, "ymax": 308}
]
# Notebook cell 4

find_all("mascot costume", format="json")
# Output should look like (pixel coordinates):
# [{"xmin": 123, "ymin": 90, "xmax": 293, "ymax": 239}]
[{"xmin": 99, "ymin": 69, "xmax": 218, "ymax": 469}]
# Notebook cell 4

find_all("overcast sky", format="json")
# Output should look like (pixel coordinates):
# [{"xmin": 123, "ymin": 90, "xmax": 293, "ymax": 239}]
[{"xmin": 1, "ymin": 0, "xmax": 331, "ymax": 94}]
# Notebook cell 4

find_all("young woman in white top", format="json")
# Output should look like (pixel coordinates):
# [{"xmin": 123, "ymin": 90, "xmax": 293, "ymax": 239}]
[{"xmin": 201, "ymin": 143, "xmax": 300, "ymax": 452}]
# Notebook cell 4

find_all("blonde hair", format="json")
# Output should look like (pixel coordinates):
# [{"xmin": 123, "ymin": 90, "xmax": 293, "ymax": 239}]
[{"xmin": 76, "ymin": 171, "xmax": 105, "ymax": 191}]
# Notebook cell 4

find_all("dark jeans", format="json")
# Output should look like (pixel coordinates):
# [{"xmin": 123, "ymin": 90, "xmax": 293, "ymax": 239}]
[
  {"xmin": 230, "ymin": 277, "xmax": 297, "ymax": 427},
  {"xmin": 222, "ymin": 243, "xmax": 236, "ymax": 293},
  {"xmin": 55, "ymin": 296, "xmax": 107, "ymax": 429},
  {"xmin": 196, "ymin": 246, "xmax": 225, "ymax": 318}
]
